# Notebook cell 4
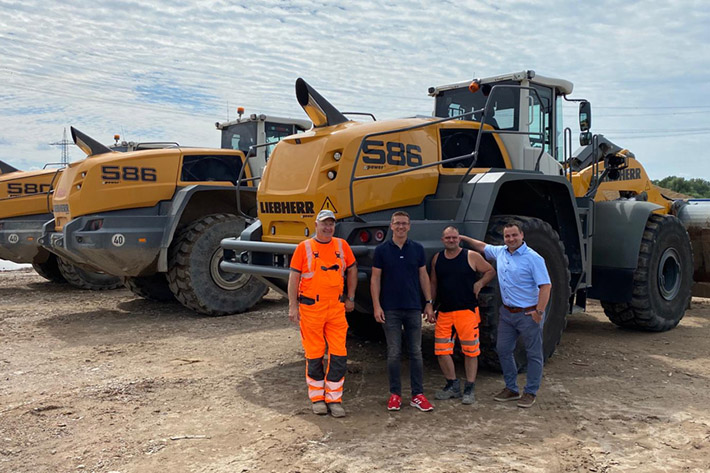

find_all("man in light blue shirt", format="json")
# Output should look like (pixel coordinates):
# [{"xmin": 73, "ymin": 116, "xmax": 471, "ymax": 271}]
[{"xmin": 461, "ymin": 221, "xmax": 551, "ymax": 408}]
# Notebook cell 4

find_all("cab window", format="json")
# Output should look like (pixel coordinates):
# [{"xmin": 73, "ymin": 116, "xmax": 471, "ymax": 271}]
[
  {"xmin": 181, "ymin": 154, "xmax": 243, "ymax": 184},
  {"xmin": 434, "ymin": 80, "xmax": 520, "ymax": 131}
]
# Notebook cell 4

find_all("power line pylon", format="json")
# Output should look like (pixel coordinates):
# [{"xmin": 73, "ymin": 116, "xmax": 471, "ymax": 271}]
[{"xmin": 49, "ymin": 127, "xmax": 73, "ymax": 165}]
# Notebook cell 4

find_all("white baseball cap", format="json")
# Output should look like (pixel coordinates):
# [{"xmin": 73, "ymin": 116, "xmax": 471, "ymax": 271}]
[{"xmin": 316, "ymin": 209, "xmax": 336, "ymax": 221}]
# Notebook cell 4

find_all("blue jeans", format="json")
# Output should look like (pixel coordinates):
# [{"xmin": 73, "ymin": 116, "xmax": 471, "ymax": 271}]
[
  {"xmin": 496, "ymin": 306, "xmax": 544, "ymax": 395},
  {"xmin": 382, "ymin": 309, "xmax": 424, "ymax": 396}
]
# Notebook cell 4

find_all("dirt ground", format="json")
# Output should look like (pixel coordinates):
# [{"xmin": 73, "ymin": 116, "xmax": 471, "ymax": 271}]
[{"xmin": 1, "ymin": 269, "xmax": 709, "ymax": 473}]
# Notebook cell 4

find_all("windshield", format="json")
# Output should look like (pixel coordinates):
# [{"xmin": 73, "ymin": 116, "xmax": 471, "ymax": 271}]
[
  {"xmin": 265, "ymin": 122, "xmax": 297, "ymax": 159},
  {"xmin": 434, "ymin": 80, "xmax": 519, "ymax": 131},
  {"xmin": 220, "ymin": 122, "xmax": 258, "ymax": 154}
]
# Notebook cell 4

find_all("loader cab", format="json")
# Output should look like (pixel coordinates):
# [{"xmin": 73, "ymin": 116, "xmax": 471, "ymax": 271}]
[
  {"xmin": 216, "ymin": 114, "xmax": 311, "ymax": 178},
  {"xmin": 430, "ymin": 70, "xmax": 572, "ymax": 176}
]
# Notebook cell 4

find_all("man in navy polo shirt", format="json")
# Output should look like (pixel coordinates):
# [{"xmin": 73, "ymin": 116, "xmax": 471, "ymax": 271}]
[
  {"xmin": 461, "ymin": 221, "xmax": 551, "ymax": 408},
  {"xmin": 371, "ymin": 211, "xmax": 435, "ymax": 412}
]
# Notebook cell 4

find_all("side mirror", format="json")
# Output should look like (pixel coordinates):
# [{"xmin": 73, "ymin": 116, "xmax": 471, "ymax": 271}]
[
  {"xmin": 579, "ymin": 131, "xmax": 592, "ymax": 146},
  {"xmin": 579, "ymin": 101, "xmax": 591, "ymax": 132}
]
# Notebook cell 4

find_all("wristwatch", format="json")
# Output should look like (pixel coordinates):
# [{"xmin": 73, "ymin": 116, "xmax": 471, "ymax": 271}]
[
  {"xmin": 347, "ymin": 296, "xmax": 355, "ymax": 302},
  {"xmin": 535, "ymin": 309, "xmax": 544, "ymax": 315},
  {"xmin": 426, "ymin": 300, "xmax": 434, "ymax": 305}
]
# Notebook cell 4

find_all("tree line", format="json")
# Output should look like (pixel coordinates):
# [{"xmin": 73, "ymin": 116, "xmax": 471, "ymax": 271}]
[{"xmin": 653, "ymin": 176, "xmax": 710, "ymax": 198}]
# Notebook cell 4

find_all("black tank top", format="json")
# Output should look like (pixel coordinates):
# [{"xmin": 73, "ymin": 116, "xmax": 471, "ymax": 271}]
[{"xmin": 435, "ymin": 249, "xmax": 480, "ymax": 312}]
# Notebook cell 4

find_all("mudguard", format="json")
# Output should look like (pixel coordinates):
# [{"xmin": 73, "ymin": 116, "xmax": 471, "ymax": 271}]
[{"xmin": 587, "ymin": 200, "xmax": 662, "ymax": 301}]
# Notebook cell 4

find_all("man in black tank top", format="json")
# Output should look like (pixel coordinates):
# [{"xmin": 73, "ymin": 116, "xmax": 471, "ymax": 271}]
[{"xmin": 430, "ymin": 226, "xmax": 495, "ymax": 404}]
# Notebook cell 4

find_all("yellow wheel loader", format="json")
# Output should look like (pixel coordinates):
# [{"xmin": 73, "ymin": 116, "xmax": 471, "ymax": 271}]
[
  {"xmin": 221, "ymin": 72, "xmax": 706, "ymax": 369},
  {"xmin": 39, "ymin": 114, "xmax": 310, "ymax": 315},
  {"xmin": 0, "ymin": 161, "xmax": 122, "ymax": 289}
]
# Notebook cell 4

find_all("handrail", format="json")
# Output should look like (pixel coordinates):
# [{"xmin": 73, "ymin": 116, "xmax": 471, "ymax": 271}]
[
  {"xmin": 348, "ymin": 110, "xmax": 481, "ymax": 221},
  {"xmin": 347, "ymin": 84, "xmax": 549, "ymax": 221},
  {"xmin": 342, "ymin": 112, "xmax": 377, "ymax": 121},
  {"xmin": 563, "ymin": 127, "xmax": 573, "ymax": 184},
  {"xmin": 234, "ymin": 146, "xmax": 263, "ymax": 222},
  {"xmin": 458, "ymin": 85, "xmax": 546, "ymax": 197}
]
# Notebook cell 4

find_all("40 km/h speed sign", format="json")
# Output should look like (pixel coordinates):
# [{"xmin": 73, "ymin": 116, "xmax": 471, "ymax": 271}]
[{"xmin": 111, "ymin": 234, "xmax": 126, "ymax": 247}]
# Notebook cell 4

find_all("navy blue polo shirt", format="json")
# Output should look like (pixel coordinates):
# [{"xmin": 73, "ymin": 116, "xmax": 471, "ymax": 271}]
[{"xmin": 373, "ymin": 238, "xmax": 426, "ymax": 311}]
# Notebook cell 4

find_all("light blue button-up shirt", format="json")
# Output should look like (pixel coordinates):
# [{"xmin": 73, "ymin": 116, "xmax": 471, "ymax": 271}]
[{"xmin": 484, "ymin": 242, "xmax": 551, "ymax": 307}]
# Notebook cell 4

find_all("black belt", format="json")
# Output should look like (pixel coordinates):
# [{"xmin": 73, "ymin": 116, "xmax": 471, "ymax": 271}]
[
  {"xmin": 503, "ymin": 304, "xmax": 536, "ymax": 314},
  {"xmin": 298, "ymin": 294, "xmax": 346, "ymax": 305}
]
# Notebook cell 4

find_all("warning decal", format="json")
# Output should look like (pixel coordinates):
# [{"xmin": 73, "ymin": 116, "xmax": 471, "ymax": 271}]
[{"xmin": 320, "ymin": 197, "xmax": 338, "ymax": 213}]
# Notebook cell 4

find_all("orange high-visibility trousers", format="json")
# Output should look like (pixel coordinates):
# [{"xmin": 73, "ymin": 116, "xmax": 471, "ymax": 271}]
[
  {"xmin": 434, "ymin": 308, "xmax": 481, "ymax": 357},
  {"xmin": 300, "ymin": 297, "xmax": 348, "ymax": 403}
]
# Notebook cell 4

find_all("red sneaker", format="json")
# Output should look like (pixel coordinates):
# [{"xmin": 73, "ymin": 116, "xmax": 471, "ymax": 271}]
[
  {"xmin": 387, "ymin": 394, "xmax": 402, "ymax": 411},
  {"xmin": 410, "ymin": 394, "xmax": 434, "ymax": 412}
]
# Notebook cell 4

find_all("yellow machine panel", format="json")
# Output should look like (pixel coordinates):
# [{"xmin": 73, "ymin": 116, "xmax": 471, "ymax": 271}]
[
  {"xmin": 52, "ymin": 149, "xmax": 180, "ymax": 230},
  {"xmin": 0, "ymin": 168, "xmax": 63, "ymax": 219},
  {"xmin": 571, "ymin": 156, "xmax": 672, "ymax": 214},
  {"xmin": 258, "ymin": 118, "xmax": 509, "ymax": 243}
]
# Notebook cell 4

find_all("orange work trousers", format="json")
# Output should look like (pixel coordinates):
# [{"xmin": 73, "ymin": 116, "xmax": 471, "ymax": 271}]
[
  {"xmin": 299, "ymin": 296, "xmax": 348, "ymax": 404},
  {"xmin": 434, "ymin": 308, "xmax": 481, "ymax": 357}
]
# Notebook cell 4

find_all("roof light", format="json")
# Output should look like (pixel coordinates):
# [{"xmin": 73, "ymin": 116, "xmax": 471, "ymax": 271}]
[{"xmin": 468, "ymin": 80, "xmax": 481, "ymax": 93}]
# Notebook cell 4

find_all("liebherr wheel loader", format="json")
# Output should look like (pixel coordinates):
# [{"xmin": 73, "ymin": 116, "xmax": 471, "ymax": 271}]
[
  {"xmin": 40, "ymin": 114, "xmax": 310, "ymax": 315},
  {"xmin": 0, "ymin": 161, "xmax": 121, "ymax": 289},
  {"xmin": 221, "ymin": 71, "xmax": 706, "ymax": 369}
]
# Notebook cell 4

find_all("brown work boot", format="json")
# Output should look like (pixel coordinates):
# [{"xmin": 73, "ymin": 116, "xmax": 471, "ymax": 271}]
[
  {"xmin": 328, "ymin": 402, "xmax": 346, "ymax": 418},
  {"xmin": 493, "ymin": 387, "xmax": 521, "ymax": 402},
  {"xmin": 312, "ymin": 401, "xmax": 328, "ymax": 415},
  {"xmin": 517, "ymin": 392, "xmax": 536, "ymax": 408}
]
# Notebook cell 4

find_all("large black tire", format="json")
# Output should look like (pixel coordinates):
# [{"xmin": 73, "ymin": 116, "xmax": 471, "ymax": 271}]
[
  {"xmin": 601, "ymin": 214, "xmax": 693, "ymax": 331},
  {"xmin": 478, "ymin": 216, "xmax": 571, "ymax": 371},
  {"xmin": 32, "ymin": 254, "xmax": 66, "ymax": 283},
  {"xmin": 123, "ymin": 274, "xmax": 176, "ymax": 301},
  {"xmin": 56, "ymin": 257, "xmax": 123, "ymax": 290},
  {"xmin": 166, "ymin": 214, "xmax": 268, "ymax": 315}
]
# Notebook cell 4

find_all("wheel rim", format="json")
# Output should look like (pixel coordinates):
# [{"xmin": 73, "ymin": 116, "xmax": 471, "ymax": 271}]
[
  {"xmin": 658, "ymin": 248, "xmax": 682, "ymax": 301},
  {"xmin": 210, "ymin": 247, "xmax": 251, "ymax": 291}
]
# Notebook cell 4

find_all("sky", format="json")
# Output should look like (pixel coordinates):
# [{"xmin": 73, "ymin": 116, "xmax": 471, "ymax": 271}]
[{"xmin": 1, "ymin": 0, "xmax": 709, "ymax": 182}]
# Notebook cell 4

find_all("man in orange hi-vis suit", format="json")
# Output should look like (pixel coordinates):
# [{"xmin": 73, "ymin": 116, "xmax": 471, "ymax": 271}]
[{"xmin": 288, "ymin": 209, "xmax": 357, "ymax": 418}]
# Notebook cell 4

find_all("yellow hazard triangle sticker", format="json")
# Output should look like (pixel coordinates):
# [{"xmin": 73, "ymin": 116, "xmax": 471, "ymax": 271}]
[{"xmin": 321, "ymin": 197, "xmax": 338, "ymax": 213}]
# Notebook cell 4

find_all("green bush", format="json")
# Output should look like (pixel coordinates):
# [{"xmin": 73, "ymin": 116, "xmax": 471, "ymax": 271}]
[{"xmin": 653, "ymin": 176, "xmax": 710, "ymax": 199}]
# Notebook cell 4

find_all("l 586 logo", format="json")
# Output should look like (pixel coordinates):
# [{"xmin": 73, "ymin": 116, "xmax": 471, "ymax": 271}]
[
  {"xmin": 362, "ymin": 140, "xmax": 422, "ymax": 167},
  {"xmin": 6, "ymin": 183, "xmax": 52, "ymax": 195},
  {"xmin": 101, "ymin": 166, "xmax": 157, "ymax": 182}
]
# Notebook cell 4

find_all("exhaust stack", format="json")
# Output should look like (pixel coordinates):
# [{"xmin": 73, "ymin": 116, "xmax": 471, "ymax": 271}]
[
  {"xmin": 295, "ymin": 78, "xmax": 348, "ymax": 128},
  {"xmin": 0, "ymin": 160, "xmax": 19, "ymax": 175},
  {"xmin": 71, "ymin": 127, "xmax": 114, "ymax": 157}
]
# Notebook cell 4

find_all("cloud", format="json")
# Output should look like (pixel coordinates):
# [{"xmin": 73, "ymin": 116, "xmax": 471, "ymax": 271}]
[{"xmin": 0, "ymin": 0, "xmax": 708, "ymax": 179}]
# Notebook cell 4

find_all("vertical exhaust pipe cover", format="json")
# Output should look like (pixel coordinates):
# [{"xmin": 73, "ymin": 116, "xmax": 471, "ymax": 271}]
[
  {"xmin": 0, "ymin": 160, "xmax": 19, "ymax": 174},
  {"xmin": 295, "ymin": 78, "xmax": 348, "ymax": 128},
  {"xmin": 70, "ymin": 126, "xmax": 114, "ymax": 157}
]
